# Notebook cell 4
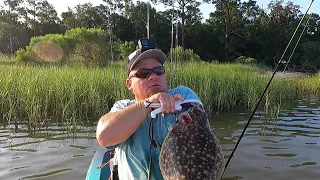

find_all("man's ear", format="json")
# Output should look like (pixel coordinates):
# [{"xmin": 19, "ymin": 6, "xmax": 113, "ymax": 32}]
[{"xmin": 126, "ymin": 78, "xmax": 132, "ymax": 91}]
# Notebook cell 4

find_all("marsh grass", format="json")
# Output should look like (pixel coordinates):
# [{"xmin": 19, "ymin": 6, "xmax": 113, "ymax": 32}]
[
  {"xmin": 168, "ymin": 62, "xmax": 306, "ymax": 113},
  {"xmin": 0, "ymin": 54, "xmax": 15, "ymax": 65},
  {"xmin": 0, "ymin": 62, "xmax": 131, "ymax": 130},
  {"xmin": 259, "ymin": 91, "xmax": 283, "ymax": 135},
  {"xmin": 291, "ymin": 73, "xmax": 320, "ymax": 96},
  {"xmin": 0, "ymin": 61, "xmax": 319, "ymax": 129}
]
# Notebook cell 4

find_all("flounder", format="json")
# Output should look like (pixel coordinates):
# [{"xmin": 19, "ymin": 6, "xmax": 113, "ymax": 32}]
[{"xmin": 160, "ymin": 104, "xmax": 225, "ymax": 180}]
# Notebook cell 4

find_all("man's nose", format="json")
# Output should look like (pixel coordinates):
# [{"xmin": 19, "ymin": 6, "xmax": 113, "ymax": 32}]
[{"xmin": 148, "ymin": 73, "xmax": 158, "ymax": 80}]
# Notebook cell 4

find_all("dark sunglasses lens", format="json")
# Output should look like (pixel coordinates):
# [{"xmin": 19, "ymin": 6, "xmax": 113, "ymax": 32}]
[
  {"xmin": 135, "ymin": 69, "xmax": 152, "ymax": 78},
  {"xmin": 153, "ymin": 66, "xmax": 165, "ymax": 75},
  {"xmin": 134, "ymin": 66, "xmax": 165, "ymax": 78}
]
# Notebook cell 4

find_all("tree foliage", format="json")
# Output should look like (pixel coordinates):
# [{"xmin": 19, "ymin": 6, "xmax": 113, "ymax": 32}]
[
  {"xmin": 152, "ymin": 0, "xmax": 203, "ymax": 48},
  {"xmin": 0, "ymin": 0, "xmax": 319, "ymax": 70},
  {"xmin": 16, "ymin": 28, "xmax": 121, "ymax": 66}
]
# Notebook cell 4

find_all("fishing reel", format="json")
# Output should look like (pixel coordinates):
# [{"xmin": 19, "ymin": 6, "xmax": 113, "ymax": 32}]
[{"xmin": 138, "ymin": 38, "xmax": 156, "ymax": 52}]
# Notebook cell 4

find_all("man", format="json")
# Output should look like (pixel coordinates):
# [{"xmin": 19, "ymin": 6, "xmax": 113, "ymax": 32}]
[{"xmin": 96, "ymin": 45, "xmax": 201, "ymax": 179}]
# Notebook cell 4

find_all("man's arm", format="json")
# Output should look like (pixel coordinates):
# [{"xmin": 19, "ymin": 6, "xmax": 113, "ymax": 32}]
[
  {"xmin": 96, "ymin": 92, "xmax": 184, "ymax": 148},
  {"xmin": 96, "ymin": 101, "xmax": 151, "ymax": 147}
]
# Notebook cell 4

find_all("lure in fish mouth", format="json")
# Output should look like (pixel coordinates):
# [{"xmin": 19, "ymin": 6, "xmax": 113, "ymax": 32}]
[{"xmin": 160, "ymin": 104, "xmax": 225, "ymax": 180}]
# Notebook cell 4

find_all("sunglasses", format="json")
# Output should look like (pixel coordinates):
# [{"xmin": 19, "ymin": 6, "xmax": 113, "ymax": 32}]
[{"xmin": 130, "ymin": 66, "xmax": 165, "ymax": 79}]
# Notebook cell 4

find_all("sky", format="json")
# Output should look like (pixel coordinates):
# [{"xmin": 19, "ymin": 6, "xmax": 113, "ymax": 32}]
[
  {"xmin": 1, "ymin": 0, "xmax": 319, "ymax": 20},
  {"xmin": 46, "ymin": 0, "xmax": 319, "ymax": 20}
]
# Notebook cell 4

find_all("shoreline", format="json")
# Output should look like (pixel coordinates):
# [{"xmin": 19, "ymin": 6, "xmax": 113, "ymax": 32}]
[{"xmin": 274, "ymin": 71, "xmax": 310, "ymax": 79}]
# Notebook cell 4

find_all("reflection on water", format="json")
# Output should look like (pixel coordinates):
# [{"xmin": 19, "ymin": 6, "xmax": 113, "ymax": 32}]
[
  {"xmin": 213, "ymin": 98, "xmax": 320, "ymax": 180},
  {"xmin": 0, "ymin": 123, "xmax": 97, "ymax": 180},
  {"xmin": 0, "ymin": 98, "xmax": 319, "ymax": 180}
]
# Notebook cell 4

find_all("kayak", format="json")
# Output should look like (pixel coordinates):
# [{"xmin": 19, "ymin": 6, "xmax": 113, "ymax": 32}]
[{"xmin": 86, "ymin": 146, "xmax": 111, "ymax": 180}]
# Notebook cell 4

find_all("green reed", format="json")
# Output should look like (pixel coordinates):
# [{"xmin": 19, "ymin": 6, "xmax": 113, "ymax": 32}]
[
  {"xmin": 168, "ymin": 62, "xmax": 306, "ymax": 113},
  {"xmin": 291, "ymin": 73, "xmax": 320, "ymax": 96},
  {"xmin": 0, "ymin": 61, "xmax": 319, "ymax": 128},
  {"xmin": 0, "ymin": 54, "xmax": 15, "ymax": 65},
  {"xmin": 0, "ymin": 63, "xmax": 130, "ymax": 129},
  {"xmin": 259, "ymin": 90, "xmax": 282, "ymax": 135}
]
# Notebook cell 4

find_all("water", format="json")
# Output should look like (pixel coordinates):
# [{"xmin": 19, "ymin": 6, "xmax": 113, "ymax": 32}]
[
  {"xmin": 216, "ymin": 98, "xmax": 320, "ymax": 180},
  {"xmin": 0, "ymin": 124, "xmax": 97, "ymax": 180},
  {"xmin": 0, "ymin": 98, "xmax": 319, "ymax": 180}
]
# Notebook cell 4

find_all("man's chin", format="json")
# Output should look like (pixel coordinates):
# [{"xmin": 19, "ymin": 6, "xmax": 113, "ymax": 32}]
[{"xmin": 147, "ymin": 86, "xmax": 163, "ymax": 97}]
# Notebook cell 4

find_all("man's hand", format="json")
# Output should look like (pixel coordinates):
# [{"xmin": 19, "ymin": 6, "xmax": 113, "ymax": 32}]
[{"xmin": 146, "ymin": 92, "xmax": 184, "ymax": 113}]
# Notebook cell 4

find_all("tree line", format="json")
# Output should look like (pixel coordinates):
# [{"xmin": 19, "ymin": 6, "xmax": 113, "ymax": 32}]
[{"xmin": 0, "ymin": 0, "xmax": 319, "ymax": 69}]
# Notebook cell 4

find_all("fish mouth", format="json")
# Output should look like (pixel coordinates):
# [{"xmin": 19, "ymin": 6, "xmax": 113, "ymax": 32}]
[{"xmin": 181, "ymin": 113, "xmax": 193, "ymax": 125}]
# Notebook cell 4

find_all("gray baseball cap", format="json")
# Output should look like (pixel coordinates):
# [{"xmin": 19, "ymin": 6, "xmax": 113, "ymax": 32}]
[{"xmin": 126, "ymin": 49, "xmax": 167, "ymax": 73}]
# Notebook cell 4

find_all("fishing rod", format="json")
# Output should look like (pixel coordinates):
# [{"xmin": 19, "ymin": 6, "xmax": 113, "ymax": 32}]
[{"xmin": 223, "ymin": 0, "xmax": 315, "ymax": 174}]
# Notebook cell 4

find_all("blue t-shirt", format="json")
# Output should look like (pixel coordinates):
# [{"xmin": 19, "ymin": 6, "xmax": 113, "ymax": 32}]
[{"xmin": 107, "ymin": 86, "xmax": 200, "ymax": 180}]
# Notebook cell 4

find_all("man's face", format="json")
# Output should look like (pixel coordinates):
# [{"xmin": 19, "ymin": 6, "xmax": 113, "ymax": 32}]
[{"xmin": 126, "ymin": 58, "xmax": 168, "ymax": 101}]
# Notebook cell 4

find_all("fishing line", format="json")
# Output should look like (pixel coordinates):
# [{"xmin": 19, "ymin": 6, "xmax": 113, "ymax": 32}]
[
  {"xmin": 147, "ymin": 0, "xmax": 150, "ymax": 38},
  {"xmin": 283, "ymin": 13, "xmax": 313, "ymax": 72},
  {"xmin": 107, "ymin": 5, "xmax": 119, "ymax": 100},
  {"xmin": 174, "ymin": 5, "xmax": 179, "ymax": 70},
  {"xmin": 169, "ymin": 1, "xmax": 179, "ymax": 88},
  {"xmin": 170, "ymin": 0, "xmax": 175, "ymax": 88},
  {"xmin": 223, "ymin": 0, "xmax": 315, "ymax": 174}
]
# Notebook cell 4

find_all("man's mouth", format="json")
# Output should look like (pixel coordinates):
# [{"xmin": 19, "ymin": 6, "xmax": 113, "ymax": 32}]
[
  {"xmin": 149, "ymin": 84, "xmax": 160, "ymax": 88},
  {"xmin": 147, "ymin": 85, "xmax": 162, "ymax": 96}
]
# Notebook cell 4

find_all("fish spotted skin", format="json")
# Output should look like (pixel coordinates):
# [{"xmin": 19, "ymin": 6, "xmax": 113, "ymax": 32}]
[{"xmin": 160, "ymin": 104, "xmax": 225, "ymax": 180}]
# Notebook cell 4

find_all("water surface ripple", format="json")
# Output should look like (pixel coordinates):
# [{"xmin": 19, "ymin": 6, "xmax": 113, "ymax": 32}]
[
  {"xmin": 214, "ymin": 98, "xmax": 320, "ymax": 180},
  {"xmin": 0, "ymin": 98, "xmax": 319, "ymax": 179}
]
